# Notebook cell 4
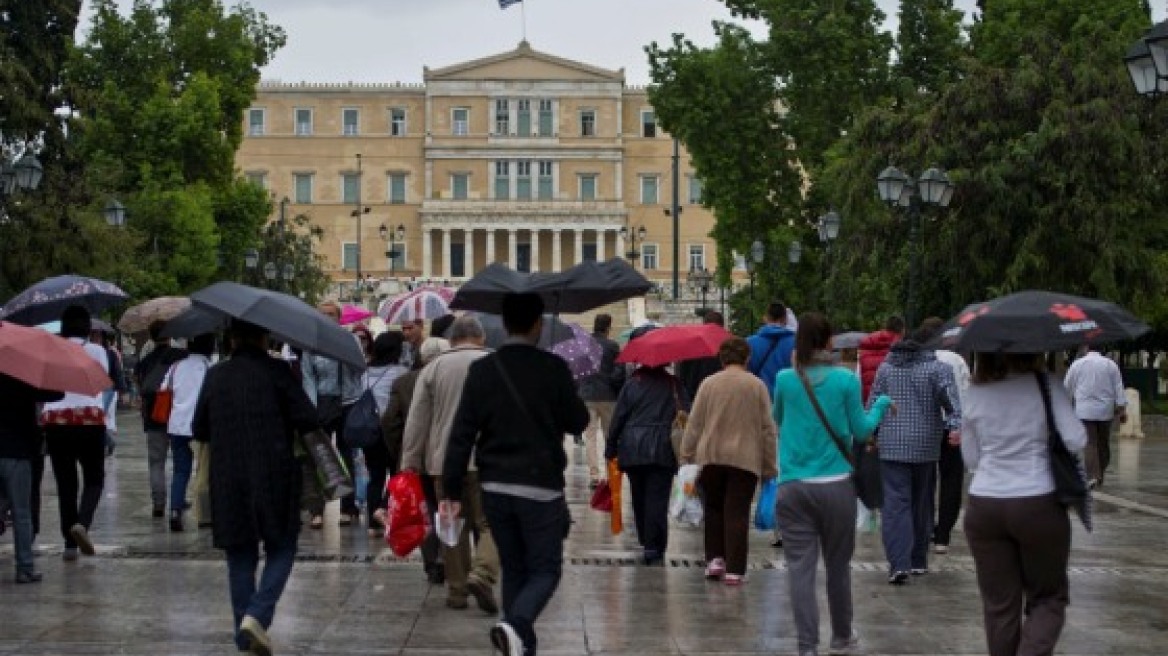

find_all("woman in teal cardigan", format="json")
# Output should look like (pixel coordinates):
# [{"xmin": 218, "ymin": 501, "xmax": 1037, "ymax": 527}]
[{"xmin": 772, "ymin": 312, "xmax": 892, "ymax": 656}]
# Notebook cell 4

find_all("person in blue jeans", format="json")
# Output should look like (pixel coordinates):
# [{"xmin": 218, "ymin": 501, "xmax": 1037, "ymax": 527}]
[
  {"xmin": 441, "ymin": 293, "xmax": 590, "ymax": 656},
  {"xmin": 193, "ymin": 321, "xmax": 319, "ymax": 655},
  {"xmin": 165, "ymin": 333, "xmax": 215, "ymax": 531}
]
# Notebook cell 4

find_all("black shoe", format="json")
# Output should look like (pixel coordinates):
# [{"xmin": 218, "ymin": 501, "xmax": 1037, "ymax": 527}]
[
  {"xmin": 770, "ymin": 537, "xmax": 783, "ymax": 548},
  {"xmin": 426, "ymin": 563, "xmax": 446, "ymax": 585},
  {"xmin": 15, "ymin": 570, "xmax": 43, "ymax": 584},
  {"xmin": 467, "ymin": 577, "xmax": 499, "ymax": 614},
  {"xmin": 152, "ymin": 505, "xmax": 165, "ymax": 519},
  {"xmin": 169, "ymin": 512, "xmax": 184, "ymax": 532},
  {"xmin": 888, "ymin": 570, "xmax": 910, "ymax": 585}
]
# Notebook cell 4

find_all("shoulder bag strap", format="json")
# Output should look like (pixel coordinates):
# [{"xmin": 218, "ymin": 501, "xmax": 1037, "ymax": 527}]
[
  {"xmin": 1034, "ymin": 371, "xmax": 1059, "ymax": 448},
  {"xmin": 796, "ymin": 368, "xmax": 855, "ymax": 468},
  {"xmin": 751, "ymin": 338, "xmax": 782, "ymax": 376},
  {"xmin": 669, "ymin": 377, "xmax": 683, "ymax": 414}
]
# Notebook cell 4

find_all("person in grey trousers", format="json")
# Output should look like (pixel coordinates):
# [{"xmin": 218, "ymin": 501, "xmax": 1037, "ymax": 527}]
[{"xmin": 133, "ymin": 322, "xmax": 187, "ymax": 518}]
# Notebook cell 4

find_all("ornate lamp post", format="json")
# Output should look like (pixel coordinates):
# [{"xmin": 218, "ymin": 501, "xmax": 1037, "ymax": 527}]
[
  {"xmin": 620, "ymin": 225, "xmax": 648, "ymax": 266},
  {"xmin": 686, "ymin": 266, "xmax": 714, "ymax": 315},
  {"xmin": 244, "ymin": 248, "xmax": 260, "ymax": 285},
  {"xmin": 1126, "ymin": 20, "xmax": 1168, "ymax": 97},
  {"xmin": 748, "ymin": 240, "xmax": 765, "ymax": 329},
  {"xmin": 817, "ymin": 209, "xmax": 841, "ymax": 312},
  {"xmin": 103, "ymin": 199, "xmax": 127, "ymax": 228},
  {"xmin": 380, "ymin": 222, "xmax": 406, "ymax": 281}
]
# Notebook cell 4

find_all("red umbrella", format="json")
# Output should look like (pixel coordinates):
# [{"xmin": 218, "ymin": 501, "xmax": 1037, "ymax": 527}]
[
  {"xmin": 616, "ymin": 323, "xmax": 734, "ymax": 368},
  {"xmin": 0, "ymin": 321, "xmax": 113, "ymax": 395}
]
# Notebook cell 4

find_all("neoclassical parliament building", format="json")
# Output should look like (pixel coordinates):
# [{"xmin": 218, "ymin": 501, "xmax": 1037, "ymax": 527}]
[{"xmin": 236, "ymin": 42, "xmax": 718, "ymax": 289}]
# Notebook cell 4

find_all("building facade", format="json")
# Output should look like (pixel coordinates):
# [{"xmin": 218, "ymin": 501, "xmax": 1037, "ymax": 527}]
[{"xmin": 236, "ymin": 42, "xmax": 717, "ymax": 291}]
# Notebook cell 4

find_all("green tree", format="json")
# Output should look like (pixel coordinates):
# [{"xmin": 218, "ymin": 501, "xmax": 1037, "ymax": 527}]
[{"xmin": 894, "ymin": 0, "xmax": 967, "ymax": 96}]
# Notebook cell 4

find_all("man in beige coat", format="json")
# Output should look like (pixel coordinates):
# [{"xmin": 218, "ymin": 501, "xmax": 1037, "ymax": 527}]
[{"xmin": 401, "ymin": 316, "xmax": 499, "ymax": 611}]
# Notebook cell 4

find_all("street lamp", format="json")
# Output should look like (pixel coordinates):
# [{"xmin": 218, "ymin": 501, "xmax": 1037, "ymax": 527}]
[
  {"xmin": 748, "ymin": 240, "xmax": 765, "ymax": 329},
  {"xmin": 244, "ymin": 248, "xmax": 260, "ymax": 284},
  {"xmin": 1126, "ymin": 20, "xmax": 1168, "ymax": 97},
  {"xmin": 686, "ymin": 266, "xmax": 714, "ymax": 315},
  {"xmin": 380, "ymin": 222, "xmax": 406, "ymax": 279},
  {"xmin": 282, "ymin": 263, "xmax": 295, "ymax": 283},
  {"xmin": 103, "ymin": 199, "xmax": 126, "ymax": 228},
  {"xmin": 620, "ymin": 225, "xmax": 648, "ymax": 265},
  {"xmin": 877, "ymin": 165, "xmax": 954, "ymax": 327},
  {"xmin": 817, "ymin": 210, "xmax": 841, "ymax": 312},
  {"xmin": 350, "ymin": 153, "xmax": 370, "ymax": 300},
  {"xmin": 0, "ymin": 149, "xmax": 43, "ymax": 213},
  {"xmin": 263, "ymin": 262, "xmax": 277, "ymax": 284}
]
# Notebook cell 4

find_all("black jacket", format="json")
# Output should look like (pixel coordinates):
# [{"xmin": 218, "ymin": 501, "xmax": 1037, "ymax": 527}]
[
  {"xmin": 605, "ymin": 367, "xmax": 690, "ymax": 469},
  {"xmin": 136, "ymin": 344, "xmax": 188, "ymax": 430},
  {"xmin": 577, "ymin": 332, "xmax": 625, "ymax": 402},
  {"xmin": 0, "ymin": 374, "xmax": 63, "ymax": 460},
  {"xmin": 443, "ymin": 343, "xmax": 589, "ymax": 499},
  {"xmin": 676, "ymin": 356, "xmax": 722, "ymax": 401}
]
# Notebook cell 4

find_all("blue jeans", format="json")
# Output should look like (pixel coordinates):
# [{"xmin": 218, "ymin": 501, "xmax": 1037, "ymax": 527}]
[
  {"xmin": 225, "ymin": 537, "xmax": 297, "ymax": 650},
  {"xmin": 482, "ymin": 491, "xmax": 569, "ymax": 656},
  {"xmin": 880, "ymin": 460, "xmax": 936, "ymax": 573},
  {"xmin": 168, "ymin": 435, "xmax": 194, "ymax": 513},
  {"xmin": 0, "ymin": 458, "xmax": 34, "ymax": 574}
]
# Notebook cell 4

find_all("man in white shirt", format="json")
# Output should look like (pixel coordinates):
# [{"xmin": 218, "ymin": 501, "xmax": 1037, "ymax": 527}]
[
  {"xmin": 1064, "ymin": 346, "xmax": 1128, "ymax": 487},
  {"xmin": 921, "ymin": 316, "xmax": 971, "ymax": 554}
]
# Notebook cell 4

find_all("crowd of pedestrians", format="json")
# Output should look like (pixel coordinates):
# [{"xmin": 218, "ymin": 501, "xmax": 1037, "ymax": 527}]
[{"xmin": 0, "ymin": 288, "xmax": 1127, "ymax": 656}]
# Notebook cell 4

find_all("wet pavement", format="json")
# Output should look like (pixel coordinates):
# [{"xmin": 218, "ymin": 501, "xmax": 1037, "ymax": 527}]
[{"xmin": 2, "ymin": 410, "xmax": 1168, "ymax": 654}]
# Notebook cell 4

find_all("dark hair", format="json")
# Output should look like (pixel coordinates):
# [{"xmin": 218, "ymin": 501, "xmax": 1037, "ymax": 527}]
[
  {"xmin": 190, "ymin": 333, "xmax": 216, "ymax": 356},
  {"xmin": 430, "ymin": 314, "xmax": 456, "ymax": 339},
  {"xmin": 502, "ymin": 293, "xmax": 544, "ymax": 335},
  {"xmin": 148, "ymin": 320, "xmax": 168, "ymax": 343},
  {"xmin": 794, "ymin": 312, "xmax": 833, "ymax": 370},
  {"xmin": 703, "ymin": 310, "xmax": 725, "ymax": 327},
  {"xmin": 766, "ymin": 302, "xmax": 788, "ymax": 322},
  {"xmin": 371, "ymin": 331, "xmax": 404, "ymax": 367},
  {"xmin": 60, "ymin": 305, "xmax": 92, "ymax": 339},
  {"xmin": 718, "ymin": 336, "xmax": 750, "ymax": 366},
  {"xmin": 229, "ymin": 319, "xmax": 268, "ymax": 348},
  {"xmin": 920, "ymin": 316, "xmax": 945, "ymax": 334},
  {"xmin": 593, "ymin": 313, "xmax": 612, "ymax": 334},
  {"xmin": 885, "ymin": 315, "xmax": 906, "ymax": 334},
  {"xmin": 910, "ymin": 326, "xmax": 937, "ymax": 344},
  {"xmin": 972, "ymin": 352, "xmax": 1044, "ymax": 384}
]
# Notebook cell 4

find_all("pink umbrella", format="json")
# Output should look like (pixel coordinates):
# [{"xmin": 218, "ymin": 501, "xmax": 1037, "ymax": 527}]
[
  {"xmin": 550, "ymin": 322, "xmax": 603, "ymax": 380},
  {"xmin": 378, "ymin": 288, "xmax": 452, "ymax": 325},
  {"xmin": 340, "ymin": 305, "xmax": 374, "ymax": 326},
  {"xmin": 0, "ymin": 321, "xmax": 113, "ymax": 395}
]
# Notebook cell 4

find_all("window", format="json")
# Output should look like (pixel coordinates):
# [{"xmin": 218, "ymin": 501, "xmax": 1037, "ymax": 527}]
[
  {"xmin": 495, "ymin": 99, "xmax": 510, "ymax": 135},
  {"xmin": 342, "ymin": 242, "xmax": 358, "ymax": 271},
  {"xmin": 390, "ymin": 108, "xmax": 407, "ymax": 136},
  {"xmin": 452, "ymin": 108, "xmax": 469, "ymax": 136},
  {"xmin": 516, "ymin": 161, "xmax": 532, "ymax": 200},
  {"xmin": 342, "ymin": 108, "xmax": 359, "ymax": 136},
  {"xmin": 244, "ymin": 171, "xmax": 267, "ymax": 190},
  {"xmin": 580, "ymin": 109, "xmax": 596, "ymax": 137},
  {"xmin": 388, "ymin": 173, "xmax": 407, "ymax": 204},
  {"xmin": 641, "ymin": 243, "xmax": 658, "ymax": 270},
  {"xmin": 452, "ymin": 173, "xmax": 469, "ymax": 200},
  {"xmin": 641, "ymin": 110, "xmax": 656, "ymax": 138},
  {"xmin": 579, "ymin": 174, "xmax": 597, "ymax": 201},
  {"xmin": 494, "ymin": 161, "xmax": 510, "ymax": 200},
  {"xmin": 538, "ymin": 99, "xmax": 554, "ymax": 137},
  {"xmin": 293, "ymin": 108, "xmax": 313, "ymax": 136},
  {"xmin": 689, "ymin": 244, "xmax": 705, "ymax": 271},
  {"xmin": 640, "ymin": 175, "xmax": 659, "ymax": 204},
  {"xmin": 248, "ymin": 108, "xmax": 265, "ymax": 136},
  {"xmin": 582, "ymin": 243, "xmax": 597, "ymax": 262},
  {"xmin": 517, "ymin": 99, "xmax": 531, "ymax": 136},
  {"xmin": 688, "ymin": 176, "xmax": 703, "ymax": 204},
  {"xmin": 537, "ymin": 161, "xmax": 553, "ymax": 199},
  {"xmin": 293, "ymin": 173, "xmax": 313, "ymax": 203},
  {"xmin": 342, "ymin": 173, "xmax": 360, "ymax": 204}
]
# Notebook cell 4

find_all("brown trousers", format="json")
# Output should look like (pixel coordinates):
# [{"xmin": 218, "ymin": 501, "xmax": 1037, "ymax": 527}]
[
  {"xmin": 699, "ymin": 464, "xmax": 758, "ymax": 575},
  {"xmin": 964, "ymin": 494, "xmax": 1070, "ymax": 656},
  {"xmin": 1081, "ymin": 420, "xmax": 1113, "ymax": 484},
  {"xmin": 432, "ymin": 472, "xmax": 499, "ymax": 600}
]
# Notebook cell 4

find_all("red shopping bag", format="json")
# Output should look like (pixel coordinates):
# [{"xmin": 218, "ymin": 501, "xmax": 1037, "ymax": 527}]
[
  {"xmin": 590, "ymin": 480, "xmax": 613, "ymax": 512},
  {"xmin": 384, "ymin": 471, "xmax": 430, "ymax": 557}
]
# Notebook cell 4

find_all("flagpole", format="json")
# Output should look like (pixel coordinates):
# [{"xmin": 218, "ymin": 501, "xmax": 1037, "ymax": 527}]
[{"xmin": 521, "ymin": 0, "xmax": 527, "ymax": 42}]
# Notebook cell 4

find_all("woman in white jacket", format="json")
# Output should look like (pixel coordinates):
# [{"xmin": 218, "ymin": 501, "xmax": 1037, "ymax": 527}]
[
  {"xmin": 166, "ymin": 333, "xmax": 216, "ymax": 532},
  {"xmin": 961, "ymin": 352, "xmax": 1087, "ymax": 656}
]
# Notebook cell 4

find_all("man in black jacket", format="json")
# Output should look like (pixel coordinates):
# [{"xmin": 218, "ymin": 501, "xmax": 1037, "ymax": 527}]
[
  {"xmin": 134, "ymin": 321, "xmax": 187, "ymax": 517},
  {"xmin": 442, "ymin": 293, "xmax": 589, "ymax": 656}
]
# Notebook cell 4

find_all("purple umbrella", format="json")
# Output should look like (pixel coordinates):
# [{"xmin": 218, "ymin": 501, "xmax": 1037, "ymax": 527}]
[{"xmin": 551, "ymin": 322, "xmax": 603, "ymax": 381}]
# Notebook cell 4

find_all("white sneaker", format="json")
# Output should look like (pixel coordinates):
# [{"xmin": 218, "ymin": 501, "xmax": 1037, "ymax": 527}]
[
  {"xmin": 239, "ymin": 615, "xmax": 272, "ymax": 656},
  {"xmin": 490, "ymin": 621, "xmax": 523, "ymax": 656},
  {"xmin": 933, "ymin": 543, "xmax": 949, "ymax": 554},
  {"xmin": 704, "ymin": 557, "xmax": 725, "ymax": 580}
]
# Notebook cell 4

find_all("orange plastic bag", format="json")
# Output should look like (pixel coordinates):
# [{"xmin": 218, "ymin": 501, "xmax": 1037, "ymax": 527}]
[
  {"xmin": 384, "ymin": 471, "xmax": 430, "ymax": 557},
  {"xmin": 607, "ymin": 458, "xmax": 623, "ymax": 535}
]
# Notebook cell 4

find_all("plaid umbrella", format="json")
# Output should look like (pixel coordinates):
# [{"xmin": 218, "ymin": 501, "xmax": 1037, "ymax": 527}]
[
  {"xmin": 117, "ymin": 296, "xmax": 190, "ymax": 334},
  {"xmin": 550, "ymin": 322, "xmax": 603, "ymax": 380},
  {"xmin": 379, "ymin": 289, "xmax": 452, "ymax": 325},
  {"xmin": 0, "ymin": 275, "xmax": 128, "ymax": 326}
]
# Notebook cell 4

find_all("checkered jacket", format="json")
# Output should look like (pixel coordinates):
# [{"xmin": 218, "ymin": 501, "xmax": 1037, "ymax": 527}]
[{"xmin": 870, "ymin": 342, "xmax": 961, "ymax": 463}]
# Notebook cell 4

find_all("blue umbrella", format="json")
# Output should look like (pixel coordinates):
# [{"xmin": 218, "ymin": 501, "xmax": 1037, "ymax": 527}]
[{"xmin": 0, "ymin": 275, "xmax": 128, "ymax": 326}]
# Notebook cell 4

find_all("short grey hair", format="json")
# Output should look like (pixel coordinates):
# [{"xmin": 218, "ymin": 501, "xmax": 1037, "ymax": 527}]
[
  {"xmin": 419, "ymin": 337, "xmax": 450, "ymax": 364},
  {"xmin": 449, "ymin": 315, "xmax": 485, "ymax": 344}
]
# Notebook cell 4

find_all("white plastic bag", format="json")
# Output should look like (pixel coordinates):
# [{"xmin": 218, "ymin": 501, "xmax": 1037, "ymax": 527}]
[
  {"xmin": 669, "ymin": 464, "xmax": 703, "ymax": 527},
  {"xmin": 855, "ymin": 500, "xmax": 878, "ymax": 533},
  {"xmin": 434, "ymin": 511, "xmax": 465, "ymax": 547}
]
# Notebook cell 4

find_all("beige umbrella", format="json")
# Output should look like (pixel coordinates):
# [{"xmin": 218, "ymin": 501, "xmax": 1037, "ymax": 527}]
[{"xmin": 117, "ymin": 296, "xmax": 190, "ymax": 334}]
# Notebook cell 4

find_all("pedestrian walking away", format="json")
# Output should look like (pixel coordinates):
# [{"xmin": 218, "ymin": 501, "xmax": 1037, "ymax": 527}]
[
  {"xmin": 962, "ymin": 352, "xmax": 1087, "ymax": 656},
  {"xmin": 577, "ymin": 313, "xmax": 625, "ymax": 488},
  {"xmin": 192, "ymin": 319, "xmax": 320, "ymax": 655},
  {"xmin": 919, "ymin": 317, "xmax": 971, "ymax": 554},
  {"xmin": 746, "ymin": 301, "xmax": 796, "ymax": 398},
  {"xmin": 165, "ymin": 333, "xmax": 215, "ymax": 532},
  {"xmin": 134, "ymin": 320, "xmax": 188, "ymax": 518},
  {"xmin": 676, "ymin": 310, "xmax": 726, "ymax": 401},
  {"xmin": 857, "ymin": 315, "xmax": 904, "ymax": 405},
  {"xmin": 442, "ymin": 292, "xmax": 589, "ymax": 656},
  {"xmin": 1063, "ymin": 345, "xmax": 1127, "ymax": 488},
  {"xmin": 679, "ymin": 336, "xmax": 776, "ymax": 585},
  {"xmin": 358, "ymin": 331, "xmax": 408, "ymax": 537},
  {"xmin": 772, "ymin": 312, "xmax": 893, "ymax": 656}
]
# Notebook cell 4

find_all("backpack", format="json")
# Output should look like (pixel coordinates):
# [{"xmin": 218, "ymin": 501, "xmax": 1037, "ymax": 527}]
[{"xmin": 342, "ymin": 369, "xmax": 390, "ymax": 449}]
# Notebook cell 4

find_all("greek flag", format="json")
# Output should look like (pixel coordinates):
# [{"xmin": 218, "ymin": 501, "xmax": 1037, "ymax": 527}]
[{"xmin": 499, "ymin": 0, "xmax": 522, "ymax": 7}]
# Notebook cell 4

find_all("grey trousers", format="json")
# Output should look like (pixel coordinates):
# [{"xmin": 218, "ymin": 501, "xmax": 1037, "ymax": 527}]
[
  {"xmin": 146, "ymin": 429, "xmax": 170, "ymax": 508},
  {"xmin": 776, "ymin": 479, "xmax": 857, "ymax": 653}
]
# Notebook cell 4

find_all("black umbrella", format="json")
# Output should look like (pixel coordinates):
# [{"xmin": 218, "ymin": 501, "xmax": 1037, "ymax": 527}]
[
  {"xmin": 449, "ymin": 258, "xmax": 651, "ymax": 315},
  {"xmin": 929, "ymin": 290, "xmax": 1150, "ymax": 353},
  {"xmin": 160, "ymin": 306, "xmax": 228, "ymax": 340},
  {"xmin": 475, "ymin": 313, "xmax": 576, "ymax": 350},
  {"xmin": 0, "ymin": 275, "xmax": 129, "ymax": 326},
  {"xmin": 190, "ymin": 282, "xmax": 366, "ymax": 369}
]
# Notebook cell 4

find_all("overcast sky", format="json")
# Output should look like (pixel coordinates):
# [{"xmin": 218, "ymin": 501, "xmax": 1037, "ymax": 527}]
[{"xmin": 78, "ymin": 1, "xmax": 1163, "ymax": 84}]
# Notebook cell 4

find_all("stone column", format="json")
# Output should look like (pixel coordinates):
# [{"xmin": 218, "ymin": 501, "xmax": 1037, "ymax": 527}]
[
  {"xmin": 552, "ymin": 228, "xmax": 563, "ymax": 272},
  {"xmin": 441, "ymin": 228, "xmax": 452, "ymax": 279},
  {"xmin": 596, "ymin": 229, "xmax": 606, "ymax": 261},
  {"xmin": 574, "ymin": 228, "xmax": 584, "ymax": 266},
  {"xmin": 464, "ymin": 228, "xmax": 475, "ymax": 277},
  {"xmin": 421, "ymin": 228, "xmax": 432, "ymax": 278},
  {"xmin": 530, "ymin": 228, "xmax": 540, "ymax": 272},
  {"xmin": 615, "ymin": 229, "xmax": 626, "ymax": 262},
  {"xmin": 508, "ymin": 229, "xmax": 518, "ymax": 269}
]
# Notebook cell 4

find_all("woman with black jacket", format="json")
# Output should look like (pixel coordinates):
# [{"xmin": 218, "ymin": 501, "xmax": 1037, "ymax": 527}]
[{"xmin": 605, "ymin": 364, "xmax": 690, "ymax": 565}]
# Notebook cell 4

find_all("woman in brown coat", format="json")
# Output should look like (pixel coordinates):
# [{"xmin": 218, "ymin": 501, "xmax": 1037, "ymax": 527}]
[{"xmin": 680, "ymin": 337, "xmax": 778, "ymax": 585}]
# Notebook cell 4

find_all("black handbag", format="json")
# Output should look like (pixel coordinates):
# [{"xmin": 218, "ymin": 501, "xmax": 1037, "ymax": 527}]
[
  {"xmin": 797, "ymin": 369, "xmax": 882, "ymax": 508},
  {"xmin": 1035, "ymin": 372, "xmax": 1093, "ymax": 532}
]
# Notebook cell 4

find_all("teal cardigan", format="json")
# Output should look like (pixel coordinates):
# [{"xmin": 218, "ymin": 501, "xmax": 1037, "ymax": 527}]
[{"xmin": 772, "ymin": 365, "xmax": 891, "ymax": 484}]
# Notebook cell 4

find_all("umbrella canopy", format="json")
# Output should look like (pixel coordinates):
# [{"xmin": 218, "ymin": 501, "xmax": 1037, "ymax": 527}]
[
  {"xmin": 475, "ymin": 313, "xmax": 576, "ymax": 350},
  {"xmin": 37, "ymin": 318, "xmax": 115, "ymax": 335},
  {"xmin": 340, "ymin": 304, "xmax": 374, "ymax": 326},
  {"xmin": 449, "ymin": 259, "xmax": 651, "ymax": 315},
  {"xmin": 190, "ymin": 282, "xmax": 366, "ymax": 369},
  {"xmin": 117, "ymin": 296, "xmax": 190, "ymax": 334},
  {"xmin": 379, "ymin": 288, "xmax": 452, "ymax": 325},
  {"xmin": 832, "ymin": 331, "xmax": 870, "ymax": 350},
  {"xmin": 159, "ymin": 306, "xmax": 227, "ymax": 340},
  {"xmin": 550, "ymin": 322, "xmax": 604, "ymax": 380},
  {"xmin": 616, "ymin": 323, "xmax": 734, "ymax": 368},
  {"xmin": 0, "ymin": 275, "xmax": 129, "ymax": 326},
  {"xmin": 930, "ymin": 290, "xmax": 1151, "ymax": 353},
  {"xmin": 0, "ymin": 321, "xmax": 113, "ymax": 395}
]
